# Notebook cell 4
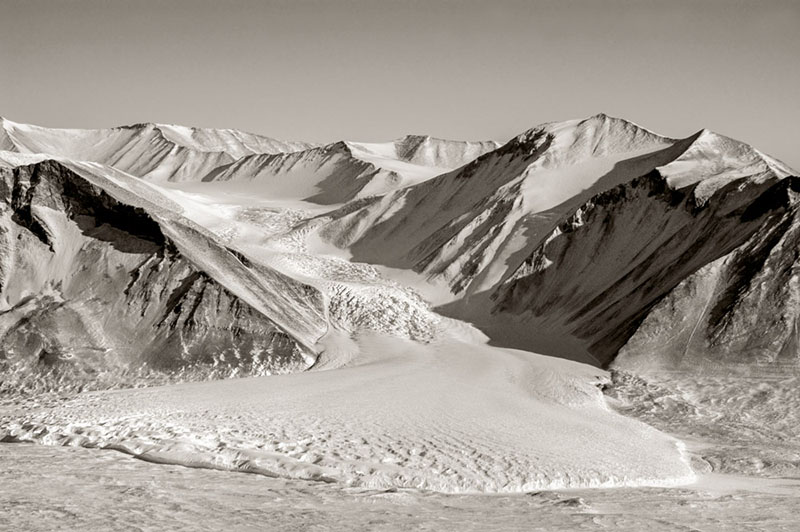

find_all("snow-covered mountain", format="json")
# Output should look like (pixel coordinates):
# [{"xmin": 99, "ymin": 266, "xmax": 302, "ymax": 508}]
[
  {"xmin": 1, "ymin": 114, "xmax": 797, "ymax": 382},
  {"xmin": 309, "ymin": 114, "xmax": 798, "ymax": 367},
  {"xmin": 0, "ymin": 156, "xmax": 329, "ymax": 392},
  {"xmin": 201, "ymin": 136, "xmax": 500, "ymax": 204},
  {"xmin": 316, "ymin": 114, "xmax": 679, "ymax": 293},
  {"xmin": 0, "ymin": 119, "xmax": 497, "ymax": 389},
  {"xmin": 491, "ymin": 128, "xmax": 795, "ymax": 366},
  {"xmin": 2, "ymin": 113, "xmax": 797, "ymax": 494},
  {"xmin": 0, "ymin": 118, "xmax": 314, "ymax": 182}
]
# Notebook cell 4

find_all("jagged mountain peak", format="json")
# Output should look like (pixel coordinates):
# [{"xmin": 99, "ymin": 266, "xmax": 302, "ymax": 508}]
[
  {"xmin": 689, "ymin": 128, "xmax": 796, "ymax": 176},
  {"xmin": 497, "ymin": 116, "xmax": 795, "ymax": 206},
  {"xmin": 514, "ymin": 112, "xmax": 661, "ymax": 140}
]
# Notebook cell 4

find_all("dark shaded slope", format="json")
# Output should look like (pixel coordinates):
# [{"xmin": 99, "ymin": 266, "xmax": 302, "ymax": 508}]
[
  {"xmin": 615, "ymin": 177, "xmax": 800, "ymax": 371},
  {"xmin": 493, "ymin": 170, "xmax": 797, "ymax": 366},
  {"xmin": 0, "ymin": 160, "xmax": 327, "ymax": 393}
]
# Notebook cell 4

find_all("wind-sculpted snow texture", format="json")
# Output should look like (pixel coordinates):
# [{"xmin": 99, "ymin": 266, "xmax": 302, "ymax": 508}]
[{"xmin": 1, "ymin": 327, "xmax": 695, "ymax": 492}]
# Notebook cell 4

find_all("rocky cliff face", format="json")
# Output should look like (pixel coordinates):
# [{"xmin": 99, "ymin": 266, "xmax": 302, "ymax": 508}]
[
  {"xmin": 614, "ymin": 178, "xmax": 800, "ymax": 372},
  {"xmin": 490, "ymin": 128, "xmax": 797, "ymax": 366},
  {"xmin": 0, "ymin": 160, "xmax": 327, "ymax": 392},
  {"xmin": 492, "ymin": 169, "xmax": 795, "ymax": 365}
]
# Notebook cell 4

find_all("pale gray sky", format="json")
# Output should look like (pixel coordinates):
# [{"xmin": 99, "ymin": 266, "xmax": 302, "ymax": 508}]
[{"xmin": 2, "ymin": 0, "xmax": 798, "ymax": 168}]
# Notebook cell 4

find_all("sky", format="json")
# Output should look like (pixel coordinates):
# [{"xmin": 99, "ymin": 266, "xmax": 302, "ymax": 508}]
[{"xmin": 1, "ymin": 0, "xmax": 798, "ymax": 168}]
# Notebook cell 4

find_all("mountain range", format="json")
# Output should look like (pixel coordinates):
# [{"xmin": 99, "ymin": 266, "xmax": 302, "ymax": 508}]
[{"xmin": 0, "ymin": 114, "xmax": 797, "ymax": 390}]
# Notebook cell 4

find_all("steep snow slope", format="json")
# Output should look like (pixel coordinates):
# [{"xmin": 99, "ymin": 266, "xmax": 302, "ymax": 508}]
[
  {"xmin": 199, "ymin": 143, "xmax": 397, "ymax": 204},
  {"xmin": 0, "ymin": 158, "xmax": 328, "ymax": 392},
  {"xmin": 315, "ymin": 114, "xmax": 680, "ymax": 298},
  {"xmin": 154, "ymin": 123, "xmax": 313, "ymax": 157},
  {"xmin": 0, "ymin": 118, "xmax": 311, "ymax": 182},
  {"xmin": 201, "ymin": 136, "xmax": 499, "ymax": 204},
  {"xmin": 494, "ymin": 130, "xmax": 797, "ymax": 365},
  {"xmin": 347, "ymin": 135, "xmax": 501, "ymax": 187}
]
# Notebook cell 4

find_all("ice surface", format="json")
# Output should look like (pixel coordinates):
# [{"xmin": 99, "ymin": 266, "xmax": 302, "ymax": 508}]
[
  {"xmin": 2, "ymin": 443, "xmax": 798, "ymax": 532},
  {"xmin": 1, "ymin": 324, "xmax": 694, "ymax": 492},
  {"xmin": 606, "ymin": 369, "xmax": 800, "ymax": 480}
]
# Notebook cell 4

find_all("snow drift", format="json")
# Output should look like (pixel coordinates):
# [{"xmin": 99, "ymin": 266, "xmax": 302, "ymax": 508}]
[{"xmin": 1, "ymin": 325, "xmax": 695, "ymax": 492}]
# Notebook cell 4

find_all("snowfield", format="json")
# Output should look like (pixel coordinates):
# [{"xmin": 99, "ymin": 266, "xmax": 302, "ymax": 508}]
[{"xmin": 1, "ymin": 324, "xmax": 695, "ymax": 492}]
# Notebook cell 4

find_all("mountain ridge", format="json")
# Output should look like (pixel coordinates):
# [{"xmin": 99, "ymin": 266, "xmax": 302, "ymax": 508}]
[{"xmin": 1, "ymin": 112, "xmax": 797, "ymax": 378}]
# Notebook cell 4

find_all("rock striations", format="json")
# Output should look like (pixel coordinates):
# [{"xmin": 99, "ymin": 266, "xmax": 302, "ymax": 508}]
[{"xmin": 0, "ymin": 157, "xmax": 327, "ymax": 392}]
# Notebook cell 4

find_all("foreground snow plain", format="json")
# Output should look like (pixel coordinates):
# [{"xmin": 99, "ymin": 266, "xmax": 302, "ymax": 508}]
[
  {"xmin": 3, "ymin": 443, "xmax": 799, "ymax": 532},
  {"xmin": 2, "ymin": 329, "xmax": 694, "ymax": 492}
]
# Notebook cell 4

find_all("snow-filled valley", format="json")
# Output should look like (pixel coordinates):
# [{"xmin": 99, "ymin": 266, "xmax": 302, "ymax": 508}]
[{"xmin": 1, "ymin": 114, "xmax": 799, "ymax": 529}]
